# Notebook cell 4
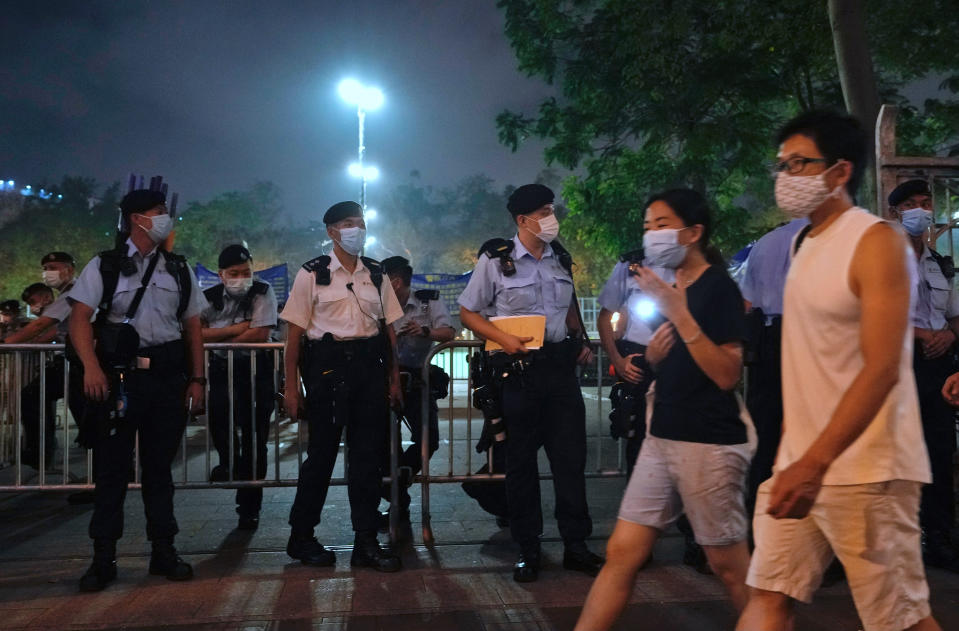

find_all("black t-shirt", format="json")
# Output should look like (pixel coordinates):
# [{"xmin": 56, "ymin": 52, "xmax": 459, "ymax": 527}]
[{"xmin": 650, "ymin": 265, "xmax": 747, "ymax": 445}]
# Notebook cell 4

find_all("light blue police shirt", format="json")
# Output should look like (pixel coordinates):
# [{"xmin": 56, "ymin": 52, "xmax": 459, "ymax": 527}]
[
  {"xmin": 458, "ymin": 235, "xmax": 574, "ymax": 343},
  {"xmin": 597, "ymin": 261, "xmax": 674, "ymax": 345},
  {"xmin": 740, "ymin": 218, "xmax": 809, "ymax": 317}
]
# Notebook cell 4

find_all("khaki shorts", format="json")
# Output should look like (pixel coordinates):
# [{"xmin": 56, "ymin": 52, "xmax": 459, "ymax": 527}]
[
  {"xmin": 748, "ymin": 479, "xmax": 931, "ymax": 631},
  {"xmin": 618, "ymin": 435, "xmax": 752, "ymax": 546}
]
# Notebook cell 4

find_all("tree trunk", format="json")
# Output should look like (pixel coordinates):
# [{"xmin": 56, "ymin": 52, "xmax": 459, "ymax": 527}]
[{"xmin": 828, "ymin": 0, "xmax": 881, "ymax": 208}]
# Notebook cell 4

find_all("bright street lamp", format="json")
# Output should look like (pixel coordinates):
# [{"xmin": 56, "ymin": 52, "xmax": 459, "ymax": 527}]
[{"xmin": 338, "ymin": 78, "xmax": 384, "ymax": 209}]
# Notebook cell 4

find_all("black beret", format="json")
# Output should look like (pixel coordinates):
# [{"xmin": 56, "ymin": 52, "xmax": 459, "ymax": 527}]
[
  {"xmin": 0, "ymin": 300, "xmax": 20, "ymax": 315},
  {"xmin": 218, "ymin": 244, "xmax": 252, "ymax": 269},
  {"xmin": 381, "ymin": 256, "xmax": 411, "ymax": 275},
  {"xmin": 323, "ymin": 201, "xmax": 363, "ymax": 225},
  {"xmin": 888, "ymin": 179, "xmax": 931, "ymax": 207},
  {"xmin": 120, "ymin": 189, "xmax": 166, "ymax": 216},
  {"xmin": 41, "ymin": 251, "xmax": 75, "ymax": 266},
  {"xmin": 507, "ymin": 184, "xmax": 554, "ymax": 216}
]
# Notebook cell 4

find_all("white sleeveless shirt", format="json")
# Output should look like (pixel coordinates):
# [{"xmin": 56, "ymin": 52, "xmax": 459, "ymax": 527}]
[{"xmin": 776, "ymin": 208, "xmax": 931, "ymax": 486}]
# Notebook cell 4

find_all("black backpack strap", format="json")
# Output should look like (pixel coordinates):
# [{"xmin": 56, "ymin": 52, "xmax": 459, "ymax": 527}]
[
  {"xmin": 479, "ymin": 237, "xmax": 516, "ymax": 277},
  {"xmin": 203, "ymin": 284, "xmax": 225, "ymax": 312},
  {"xmin": 96, "ymin": 248, "xmax": 132, "ymax": 324},
  {"xmin": 619, "ymin": 248, "xmax": 644, "ymax": 264},
  {"xmin": 303, "ymin": 255, "xmax": 331, "ymax": 285},
  {"xmin": 414, "ymin": 289, "xmax": 440, "ymax": 302},
  {"xmin": 238, "ymin": 280, "xmax": 269, "ymax": 319},
  {"xmin": 793, "ymin": 225, "xmax": 813, "ymax": 256},
  {"xmin": 361, "ymin": 256, "xmax": 383, "ymax": 290},
  {"xmin": 159, "ymin": 250, "xmax": 192, "ymax": 320},
  {"xmin": 550, "ymin": 240, "xmax": 575, "ymax": 277},
  {"xmin": 928, "ymin": 248, "xmax": 956, "ymax": 280}
]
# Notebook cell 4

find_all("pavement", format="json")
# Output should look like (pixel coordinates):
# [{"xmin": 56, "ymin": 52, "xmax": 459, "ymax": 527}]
[{"xmin": 1, "ymin": 377, "xmax": 959, "ymax": 630}]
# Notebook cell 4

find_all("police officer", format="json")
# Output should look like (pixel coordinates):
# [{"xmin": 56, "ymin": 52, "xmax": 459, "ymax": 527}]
[
  {"xmin": 738, "ymin": 218, "xmax": 808, "ymax": 512},
  {"xmin": 69, "ymin": 188, "xmax": 207, "ymax": 591},
  {"xmin": 201, "ymin": 244, "xmax": 278, "ymax": 531},
  {"xmin": 282, "ymin": 200, "xmax": 404, "ymax": 572},
  {"xmin": 377, "ymin": 256, "xmax": 456, "ymax": 523},
  {"xmin": 597, "ymin": 252, "xmax": 674, "ymax": 475},
  {"xmin": 5, "ymin": 252, "xmax": 85, "ymax": 469},
  {"xmin": 890, "ymin": 179, "xmax": 959, "ymax": 571},
  {"xmin": 458, "ymin": 183, "xmax": 603, "ymax": 583}
]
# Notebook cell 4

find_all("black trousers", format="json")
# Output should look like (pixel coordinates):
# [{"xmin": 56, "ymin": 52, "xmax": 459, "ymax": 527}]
[
  {"xmin": 914, "ymin": 350, "xmax": 957, "ymax": 538},
  {"xmin": 501, "ymin": 349, "xmax": 591, "ymax": 549},
  {"xmin": 288, "ymin": 342, "xmax": 388, "ymax": 536},
  {"xmin": 462, "ymin": 443, "xmax": 509, "ymax": 518},
  {"xmin": 745, "ymin": 322, "xmax": 783, "ymax": 516},
  {"xmin": 88, "ymin": 368, "xmax": 187, "ymax": 541},
  {"xmin": 21, "ymin": 356, "xmax": 84, "ymax": 469},
  {"xmin": 615, "ymin": 340, "xmax": 649, "ymax": 478},
  {"xmin": 381, "ymin": 381, "xmax": 439, "ymax": 509},
  {"xmin": 209, "ymin": 352, "xmax": 275, "ymax": 517}
]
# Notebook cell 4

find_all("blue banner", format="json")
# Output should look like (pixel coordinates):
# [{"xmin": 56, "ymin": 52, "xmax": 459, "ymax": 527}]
[{"xmin": 195, "ymin": 263, "xmax": 290, "ymax": 305}]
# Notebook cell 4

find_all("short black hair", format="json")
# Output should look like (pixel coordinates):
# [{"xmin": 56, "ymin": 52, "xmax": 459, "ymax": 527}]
[
  {"xmin": 776, "ymin": 109, "xmax": 867, "ymax": 197},
  {"xmin": 21, "ymin": 283, "xmax": 53, "ymax": 303}
]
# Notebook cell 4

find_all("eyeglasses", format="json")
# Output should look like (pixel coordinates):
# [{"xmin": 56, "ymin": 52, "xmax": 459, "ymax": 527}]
[{"xmin": 771, "ymin": 156, "xmax": 828, "ymax": 175}]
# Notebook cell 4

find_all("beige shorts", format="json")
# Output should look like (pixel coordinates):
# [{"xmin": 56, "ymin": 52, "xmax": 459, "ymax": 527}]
[
  {"xmin": 618, "ymin": 435, "xmax": 752, "ymax": 546},
  {"xmin": 748, "ymin": 479, "xmax": 931, "ymax": 631}
]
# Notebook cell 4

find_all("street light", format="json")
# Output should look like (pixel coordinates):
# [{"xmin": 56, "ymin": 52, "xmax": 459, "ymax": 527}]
[{"xmin": 338, "ymin": 78, "xmax": 384, "ymax": 209}]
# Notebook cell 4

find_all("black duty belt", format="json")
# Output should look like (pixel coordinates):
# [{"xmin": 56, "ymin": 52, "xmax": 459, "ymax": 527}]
[{"xmin": 132, "ymin": 340, "xmax": 186, "ymax": 373}]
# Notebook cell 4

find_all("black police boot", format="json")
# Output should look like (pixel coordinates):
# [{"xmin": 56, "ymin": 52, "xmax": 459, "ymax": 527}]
[
  {"xmin": 563, "ymin": 541, "xmax": 604, "ymax": 577},
  {"xmin": 377, "ymin": 507, "xmax": 411, "ymax": 533},
  {"xmin": 513, "ymin": 543, "xmax": 541, "ymax": 583},
  {"xmin": 286, "ymin": 531, "xmax": 336, "ymax": 566},
  {"xmin": 79, "ymin": 539, "xmax": 117, "ymax": 592},
  {"xmin": 237, "ymin": 513, "xmax": 260, "ymax": 531},
  {"xmin": 351, "ymin": 532, "xmax": 401, "ymax": 572},
  {"xmin": 149, "ymin": 539, "xmax": 194, "ymax": 581},
  {"xmin": 923, "ymin": 530, "xmax": 959, "ymax": 573}
]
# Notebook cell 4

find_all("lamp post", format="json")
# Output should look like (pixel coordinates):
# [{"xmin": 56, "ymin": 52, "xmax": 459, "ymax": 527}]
[{"xmin": 338, "ymin": 78, "xmax": 384, "ymax": 209}]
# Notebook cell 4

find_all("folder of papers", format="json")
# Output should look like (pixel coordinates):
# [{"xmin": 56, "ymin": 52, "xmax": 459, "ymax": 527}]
[{"xmin": 484, "ymin": 315, "xmax": 547, "ymax": 352}]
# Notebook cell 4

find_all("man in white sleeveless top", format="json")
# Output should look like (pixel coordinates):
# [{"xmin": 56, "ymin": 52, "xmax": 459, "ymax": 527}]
[{"xmin": 737, "ymin": 111, "xmax": 940, "ymax": 631}]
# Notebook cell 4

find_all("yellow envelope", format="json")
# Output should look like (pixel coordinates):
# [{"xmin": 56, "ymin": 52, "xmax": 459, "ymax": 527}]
[{"xmin": 485, "ymin": 315, "xmax": 547, "ymax": 352}]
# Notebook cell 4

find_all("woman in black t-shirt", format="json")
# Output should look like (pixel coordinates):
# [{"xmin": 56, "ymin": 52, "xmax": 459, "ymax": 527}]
[{"xmin": 576, "ymin": 189, "xmax": 753, "ymax": 630}]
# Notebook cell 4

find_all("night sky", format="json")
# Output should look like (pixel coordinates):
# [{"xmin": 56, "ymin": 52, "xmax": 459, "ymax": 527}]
[{"xmin": 0, "ymin": 1, "xmax": 556, "ymax": 217}]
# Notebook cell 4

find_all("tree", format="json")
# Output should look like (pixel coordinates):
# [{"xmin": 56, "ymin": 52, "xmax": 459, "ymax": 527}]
[{"xmin": 495, "ymin": 0, "xmax": 959, "ymax": 266}]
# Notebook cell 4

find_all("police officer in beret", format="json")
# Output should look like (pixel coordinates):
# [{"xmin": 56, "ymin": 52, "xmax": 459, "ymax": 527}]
[
  {"xmin": 5, "ymin": 252, "xmax": 85, "ymax": 469},
  {"xmin": 458, "ymin": 183, "xmax": 603, "ymax": 582},
  {"xmin": 201, "ymin": 244, "xmax": 278, "ymax": 531},
  {"xmin": 378, "ymin": 255, "xmax": 456, "ymax": 523},
  {"xmin": 889, "ymin": 179, "xmax": 959, "ymax": 571},
  {"xmin": 282, "ymin": 200, "xmax": 404, "ymax": 572},
  {"xmin": 69, "ymin": 188, "xmax": 208, "ymax": 591}
]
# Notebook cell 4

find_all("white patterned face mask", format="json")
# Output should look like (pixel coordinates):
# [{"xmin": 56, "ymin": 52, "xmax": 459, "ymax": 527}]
[{"xmin": 774, "ymin": 166, "xmax": 843, "ymax": 218}]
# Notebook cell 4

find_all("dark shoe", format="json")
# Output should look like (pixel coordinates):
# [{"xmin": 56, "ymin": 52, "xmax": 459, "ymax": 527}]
[
  {"xmin": 149, "ymin": 540, "xmax": 194, "ymax": 581},
  {"xmin": 563, "ymin": 541, "xmax": 604, "ymax": 577},
  {"xmin": 351, "ymin": 535, "xmax": 401, "ymax": 572},
  {"xmin": 237, "ymin": 514, "xmax": 259, "ymax": 531},
  {"xmin": 682, "ymin": 536, "xmax": 712, "ymax": 575},
  {"xmin": 79, "ymin": 559, "xmax": 117, "ymax": 592},
  {"xmin": 286, "ymin": 533, "xmax": 336, "ymax": 566},
  {"xmin": 513, "ymin": 548, "xmax": 540, "ymax": 583},
  {"xmin": 495, "ymin": 516, "xmax": 509, "ymax": 529},
  {"xmin": 79, "ymin": 539, "xmax": 117, "ymax": 592}
]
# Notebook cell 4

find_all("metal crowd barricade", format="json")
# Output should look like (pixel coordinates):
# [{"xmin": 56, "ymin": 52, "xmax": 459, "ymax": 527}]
[
  {"xmin": 0, "ymin": 341, "xmax": 406, "ymax": 540},
  {"xmin": 417, "ymin": 339, "xmax": 626, "ymax": 545}
]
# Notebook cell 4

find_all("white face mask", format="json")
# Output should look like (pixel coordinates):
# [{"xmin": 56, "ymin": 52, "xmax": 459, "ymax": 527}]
[
  {"xmin": 525, "ymin": 213, "xmax": 560, "ymax": 243},
  {"xmin": 41, "ymin": 270, "xmax": 61, "ymax": 287},
  {"xmin": 135, "ymin": 213, "xmax": 174, "ymax": 243},
  {"xmin": 900, "ymin": 208, "xmax": 933, "ymax": 236},
  {"xmin": 224, "ymin": 277, "xmax": 254, "ymax": 297},
  {"xmin": 774, "ymin": 168, "xmax": 843, "ymax": 218},
  {"xmin": 643, "ymin": 228, "xmax": 688, "ymax": 269},
  {"xmin": 335, "ymin": 226, "xmax": 366, "ymax": 255}
]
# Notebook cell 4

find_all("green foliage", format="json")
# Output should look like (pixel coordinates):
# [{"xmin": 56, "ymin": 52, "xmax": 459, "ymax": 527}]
[{"xmin": 496, "ymin": 0, "xmax": 959, "ymax": 270}]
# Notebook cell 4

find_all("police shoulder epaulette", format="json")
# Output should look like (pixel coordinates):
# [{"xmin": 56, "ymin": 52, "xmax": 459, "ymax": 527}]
[
  {"xmin": 303, "ymin": 255, "xmax": 331, "ymax": 285},
  {"xmin": 161, "ymin": 250, "xmax": 187, "ymax": 275},
  {"xmin": 479, "ymin": 238, "xmax": 513, "ymax": 259},
  {"xmin": 361, "ymin": 256, "xmax": 384, "ymax": 289},
  {"xmin": 203, "ymin": 284, "xmax": 225, "ymax": 311},
  {"xmin": 250, "ymin": 280, "xmax": 269, "ymax": 295},
  {"xmin": 619, "ymin": 248, "xmax": 644, "ymax": 264},
  {"xmin": 929, "ymin": 249, "xmax": 956, "ymax": 280},
  {"xmin": 415, "ymin": 289, "xmax": 440, "ymax": 302}
]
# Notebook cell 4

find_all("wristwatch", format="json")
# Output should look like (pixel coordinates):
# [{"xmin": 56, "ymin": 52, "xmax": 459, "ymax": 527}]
[{"xmin": 188, "ymin": 376, "xmax": 207, "ymax": 386}]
